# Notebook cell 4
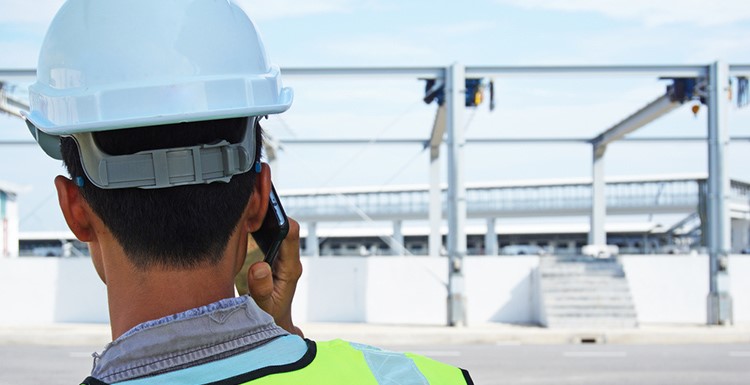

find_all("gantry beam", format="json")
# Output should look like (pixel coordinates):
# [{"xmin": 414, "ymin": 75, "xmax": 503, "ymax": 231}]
[
  {"xmin": 3, "ymin": 65, "xmax": 739, "ymax": 79},
  {"xmin": 588, "ymin": 92, "xmax": 686, "ymax": 246},
  {"xmin": 281, "ymin": 67, "xmax": 444, "ymax": 78},
  {"xmin": 591, "ymin": 94, "xmax": 684, "ymax": 149},
  {"xmin": 277, "ymin": 137, "xmax": 750, "ymax": 145},
  {"xmin": 466, "ymin": 65, "xmax": 708, "ymax": 78},
  {"xmin": 0, "ymin": 69, "xmax": 36, "ymax": 79}
]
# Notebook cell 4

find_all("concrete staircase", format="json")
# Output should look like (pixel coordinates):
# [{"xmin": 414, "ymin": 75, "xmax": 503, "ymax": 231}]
[{"xmin": 537, "ymin": 256, "xmax": 638, "ymax": 329}]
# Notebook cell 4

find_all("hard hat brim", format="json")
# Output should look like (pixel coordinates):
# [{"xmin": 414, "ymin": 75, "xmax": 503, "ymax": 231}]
[{"xmin": 26, "ymin": 86, "xmax": 293, "ymax": 136}]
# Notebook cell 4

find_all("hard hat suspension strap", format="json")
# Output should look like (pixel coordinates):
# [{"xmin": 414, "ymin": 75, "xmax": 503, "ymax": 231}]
[{"xmin": 72, "ymin": 118, "xmax": 257, "ymax": 190}]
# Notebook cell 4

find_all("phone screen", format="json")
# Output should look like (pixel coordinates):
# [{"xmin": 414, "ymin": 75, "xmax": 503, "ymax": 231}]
[{"xmin": 251, "ymin": 184, "xmax": 289, "ymax": 268}]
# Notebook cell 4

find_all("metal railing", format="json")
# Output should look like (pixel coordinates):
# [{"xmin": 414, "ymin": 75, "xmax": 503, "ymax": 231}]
[{"xmin": 282, "ymin": 176, "xmax": 750, "ymax": 222}]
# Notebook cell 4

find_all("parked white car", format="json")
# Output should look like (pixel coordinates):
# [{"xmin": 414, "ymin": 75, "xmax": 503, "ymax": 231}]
[
  {"xmin": 500, "ymin": 245, "xmax": 547, "ymax": 256},
  {"xmin": 582, "ymin": 244, "xmax": 619, "ymax": 259}
]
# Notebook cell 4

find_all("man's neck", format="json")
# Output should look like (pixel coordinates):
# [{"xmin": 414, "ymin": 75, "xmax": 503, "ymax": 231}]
[
  {"xmin": 107, "ymin": 263, "xmax": 237, "ymax": 340},
  {"xmin": 87, "ymin": 211, "xmax": 249, "ymax": 341}
]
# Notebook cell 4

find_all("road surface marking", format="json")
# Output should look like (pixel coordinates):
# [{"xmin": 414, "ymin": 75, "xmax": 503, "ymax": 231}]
[
  {"xmin": 564, "ymin": 351, "xmax": 627, "ymax": 358},
  {"xmin": 411, "ymin": 350, "xmax": 462, "ymax": 357}
]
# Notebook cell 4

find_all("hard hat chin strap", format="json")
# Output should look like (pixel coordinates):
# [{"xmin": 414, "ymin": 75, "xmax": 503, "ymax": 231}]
[{"xmin": 73, "ymin": 118, "xmax": 257, "ymax": 189}]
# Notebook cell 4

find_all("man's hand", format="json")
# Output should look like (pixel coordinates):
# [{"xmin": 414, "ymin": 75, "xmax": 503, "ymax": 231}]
[{"xmin": 246, "ymin": 218, "xmax": 304, "ymax": 337}]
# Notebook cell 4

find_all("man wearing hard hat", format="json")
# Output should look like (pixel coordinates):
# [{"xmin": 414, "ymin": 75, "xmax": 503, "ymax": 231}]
[{"xmin": 25, "ymin": 1, "xmax": 473, "ymax": 384}]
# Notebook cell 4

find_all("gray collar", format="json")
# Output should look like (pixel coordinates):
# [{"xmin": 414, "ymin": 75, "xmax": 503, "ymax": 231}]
[{"xmin": 91, "ymin": 296, "xmax": 288, "ymax": 383}]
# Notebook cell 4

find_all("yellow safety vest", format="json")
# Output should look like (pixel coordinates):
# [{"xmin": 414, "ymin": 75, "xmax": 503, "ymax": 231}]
[{"xmin": 81, "ymin": 339, "xmax": 473, "ymax": 385}]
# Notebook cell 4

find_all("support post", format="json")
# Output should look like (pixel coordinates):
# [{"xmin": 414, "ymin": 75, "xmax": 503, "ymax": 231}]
[
  {"xmin": 446, "ymin": 63, "xmax": 467, "ymax": 326},
  {"xmin": 707, "ymin": 61, "xmax": 733, "ymax": 325},
  {"xmin": 589, "ymin": 145, "xmax": 607, "ymax": 246},
  {"xmin": 485, "ymin": 218, "xmax": 498, "ymax": 256},
  {"xmin": 429, "ymin": 156, "xmax": 442, "ymax": 257},
  {"xmin": 306, "ymin": 222, "xmax": 319, "ymax": 257},
  {"xmin": 392, "ymin": 220, "xmax": 405, "ymax": 255},
  {"xmin": 429, "ymin": 105, "xmax": 447, "ymax": 258}
]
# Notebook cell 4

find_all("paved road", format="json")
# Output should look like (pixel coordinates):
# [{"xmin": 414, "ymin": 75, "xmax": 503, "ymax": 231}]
[
  {"xmin": 1, "ymin": 343, "xmax": 749, "ymax": 385},
  {"xmin": 395, "ymin": 343, "xmax": 750, "ymax": 385}
]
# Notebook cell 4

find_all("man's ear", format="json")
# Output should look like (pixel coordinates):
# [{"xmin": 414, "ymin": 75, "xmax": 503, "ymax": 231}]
[
  {"xmin": 244, "ymin": 163, "xmax": 272, "ymax": 233},
  {"xmin": 54, "ymin": 176, "xmax": 97, "ymax": 242}
]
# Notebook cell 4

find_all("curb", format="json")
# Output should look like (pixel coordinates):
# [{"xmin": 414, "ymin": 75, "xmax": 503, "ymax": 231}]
[
  {"xmin": 1, "ymin": 323, "xmax": 749, "ymax": 347},
  {"xmin": 301, "ymin": 323, "xmax": 750, "ymax": 346}
]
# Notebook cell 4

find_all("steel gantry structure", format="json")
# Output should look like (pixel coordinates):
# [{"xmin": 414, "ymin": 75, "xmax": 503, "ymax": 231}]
[
  {"xmin": 3, "ymin": 63, "xmax": 749, "ymax": 326},
  {"xmin": 281, "ymin": 63, "xmax": 748, "ymax": 326}
]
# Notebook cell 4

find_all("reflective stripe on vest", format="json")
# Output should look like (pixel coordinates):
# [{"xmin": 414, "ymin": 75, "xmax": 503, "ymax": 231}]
[
  {"xmin": 80, "ymin": 339, "xmax": 472, "ymax": 385},
  {"xmin": 237, "ymin": 339, "xmax": 471, "ymax": 385}
]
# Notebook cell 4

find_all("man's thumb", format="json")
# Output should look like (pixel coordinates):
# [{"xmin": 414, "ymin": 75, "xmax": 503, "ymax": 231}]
[{"xmin": 247, "ymin": 262, "xmax": 273, "ymax": 306}]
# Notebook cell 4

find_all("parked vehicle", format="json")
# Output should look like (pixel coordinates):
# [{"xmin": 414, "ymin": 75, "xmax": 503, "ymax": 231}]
[{"xmin": 500, "ymin": 245, "xmax": 547, "ymax": 256}]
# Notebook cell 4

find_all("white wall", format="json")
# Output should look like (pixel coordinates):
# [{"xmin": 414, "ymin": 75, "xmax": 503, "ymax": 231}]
[
  {"xmin": 0, "ymin": 258, "xmax": 108, "ymax": 325},
  {"xmin": 293, "ymin": 256, "xmax": 539, "ymax": 325},
  {"xmin": 363, "ymin": 258, "xmax": 447, "ymax": 324},
  {"xmin": 622, "ymin": 255, "xmax": 750, "ymax": 324},
  {"xmin": 0, "ymin": 258, "xmax": 57, "ymax": 323},
  {"xmin": 464, "ymin": 257, "xmax": 539, "ymax": 324},
  {"xmin": 621, "ymin": 255, "xmax": 708, "ymax": 324},
  {"xmin": 729, "ymin": 255, "xmax": 750, "ymax": 322},
  {"xmin": 0, "ymin": 255, "xmax": 747, "ymax": 326}
]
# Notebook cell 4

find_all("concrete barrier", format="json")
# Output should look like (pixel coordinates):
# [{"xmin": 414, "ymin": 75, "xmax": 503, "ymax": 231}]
[
  {"xmin": 0, "ymin": 255, "xmax": 747, "ymax": 325},
  {"xmin": 621, "ymin": 255, "xmax": 708, "ymax": 324},
  {"xmin": 293, "ymin": 256, "xmax": 540, "ymax": 325},
  {"xmin": 621, "ymin": 254, "xmax": 750, "ymax": 324},
  {"xmin": 0, "ymin": 258, "xmax": 107, "ymax": 324}
]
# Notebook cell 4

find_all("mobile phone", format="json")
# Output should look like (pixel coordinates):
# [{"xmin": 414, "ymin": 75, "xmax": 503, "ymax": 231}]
[{"xmin": 251, "ymin": 184, "xmax": 289, "ymax": 269}]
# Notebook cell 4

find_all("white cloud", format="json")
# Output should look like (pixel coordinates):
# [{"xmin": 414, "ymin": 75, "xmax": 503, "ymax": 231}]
[
  {"xmin": 323, "ymin": 36, "xmax": 435, "ymax": 63},
  {"xmin": 687, "ymin": 35, "xmax": 750, "ymax": 63},
  {"xmin": 235, "ymin": 0, "xmax": 353, "ymax": 20},
  {"xmin": 430, "ymin": 21, "xmax": 496, "ymax": 36},
  {"xmin": 0, "ymin": 41, "xmax": 40, "ymax": 68},
  {"xmin": 0, "ymin": 0, "xmax": 64, "ymax": 23},
  {"xmin": 0, "ymin": 0, "xmax": 356, "ymax": 23},
  {"xmin": 495, "ymin": 0, "xmax": 750, "ymax": 26}
]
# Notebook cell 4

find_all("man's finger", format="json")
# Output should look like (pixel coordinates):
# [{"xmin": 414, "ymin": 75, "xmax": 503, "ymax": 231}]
[{"xmin": 275, "ymin": 218, "xmax": 302, "ymax": 282}]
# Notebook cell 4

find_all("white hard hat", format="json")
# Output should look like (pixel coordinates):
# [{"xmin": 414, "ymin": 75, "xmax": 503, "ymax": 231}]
[{"xmin": 24, "ymin": 0, "xmax": 293, "ymax": 189}]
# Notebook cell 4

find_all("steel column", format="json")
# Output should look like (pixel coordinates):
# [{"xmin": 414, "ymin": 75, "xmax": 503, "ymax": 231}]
[
  {"xmin": 429, "ymin": 156, "xmax": 442, "ymax": 257},
  {"xmin": 589, "ymin": 146, "xmax": 607, "ymax": 245},
  {"xmin": 707, "ymin": 61, "xmax": 733, "ymax": 325},
  {"xmin": 306, "ymin": 222, "xmax": 319, "ymax": 257},
  {"xmin": 392, "ymin": 220, "xmax": 405, "ymax": 256},
  {"xmin": 446, "ymin": 63, "xmax": 467, "ymax": 326},
  {"xmin": 485, "ymin": 218, "xmax": 498, "ymax": 256},
  {"xmin": 429, "ymin": 105, "xmax": 447, "ymax": 258}
]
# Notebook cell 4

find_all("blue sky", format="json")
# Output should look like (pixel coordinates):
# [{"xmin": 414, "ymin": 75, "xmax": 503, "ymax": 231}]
[{"xmin": 1, "ymin": 0, "xmax": 750, "ymax": 232}]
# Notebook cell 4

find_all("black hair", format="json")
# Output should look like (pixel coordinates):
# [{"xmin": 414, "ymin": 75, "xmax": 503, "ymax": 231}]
[{"xmin": 60, "ymin": 118, "xmax": 263, "ymax": 270}]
